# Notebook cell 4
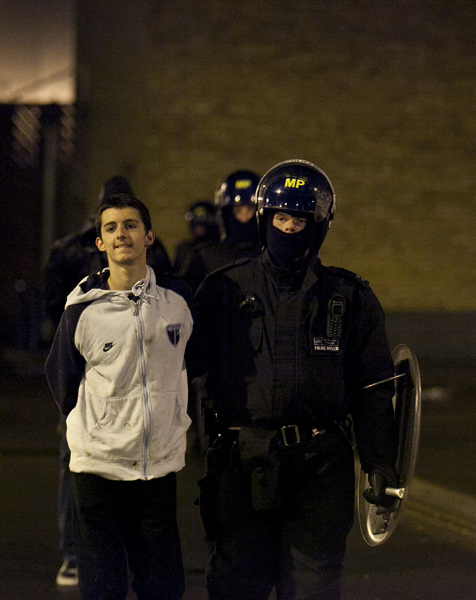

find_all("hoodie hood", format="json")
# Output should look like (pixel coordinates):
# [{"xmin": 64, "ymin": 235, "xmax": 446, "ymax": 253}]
[{"xmin": 65, "ymin": 265, "xmax": 158, "ymax": 309}]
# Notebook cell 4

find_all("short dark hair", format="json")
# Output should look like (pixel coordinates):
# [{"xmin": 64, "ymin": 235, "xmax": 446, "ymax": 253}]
[{"xmin": 95, "ymin": 193, "xmax": 153, "ymax": 238}]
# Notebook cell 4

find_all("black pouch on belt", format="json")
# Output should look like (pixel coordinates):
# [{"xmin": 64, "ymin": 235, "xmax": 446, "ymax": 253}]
[{"xmin": 238, "ymin": 426, "xmax": 279, "ymax": 512}]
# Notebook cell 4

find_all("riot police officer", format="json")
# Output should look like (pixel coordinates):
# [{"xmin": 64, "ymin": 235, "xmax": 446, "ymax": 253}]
[
  {"xmin": 180, "ymin": 170, "xmax": 261, "ymax": 291},
  {"xmin": 173, "ymin": 200, "xmax": 219, "ymax": 276},
  {"xmin": 187, "ymin": 160, "xmax": 398, "ymax": 600}
]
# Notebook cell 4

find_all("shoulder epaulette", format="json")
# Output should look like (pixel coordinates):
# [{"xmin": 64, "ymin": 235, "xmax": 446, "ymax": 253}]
[{"xmin": 324, "ymin": 265, "xmax": 370, "ymax": 289}]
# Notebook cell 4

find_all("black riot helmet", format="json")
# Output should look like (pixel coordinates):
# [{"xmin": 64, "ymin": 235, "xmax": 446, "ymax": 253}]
[
  {"xmin": 214, "ymin": 170, "xmax": 260, "ymax": 239},
  {"xmin": 215, "ymin": 170, "xmax": 260, "ymax": 210},
  {"xmin": 256, "ymin": 159, "xmax": 336, "ymax": 252},
  {"xmin": 185, "ymin": 200, "xmax": 217, "ymax": 227},
  {"xmin": 184, "ymin": 200, "xmax": 219, "ymax": 241}
]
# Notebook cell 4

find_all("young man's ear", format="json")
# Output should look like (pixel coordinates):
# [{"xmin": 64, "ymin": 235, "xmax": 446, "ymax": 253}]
[
  {"xmin": 96, "ymin": 237, "xmax": 106, "ymax": 252},
  {"xmin": 145, "ymin": 230, "xmax": 155, "ymax": 247}
]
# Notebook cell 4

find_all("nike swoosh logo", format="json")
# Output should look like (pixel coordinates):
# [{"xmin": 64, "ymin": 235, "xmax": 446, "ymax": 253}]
[{"xmin": 103, "ymin": 342, "xmax": 116, "ymax": 352}]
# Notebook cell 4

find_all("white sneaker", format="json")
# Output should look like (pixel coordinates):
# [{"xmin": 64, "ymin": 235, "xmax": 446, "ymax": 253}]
[{"xmin": 56, "ymin": 558, "xmax": 78, "ymax": 587}]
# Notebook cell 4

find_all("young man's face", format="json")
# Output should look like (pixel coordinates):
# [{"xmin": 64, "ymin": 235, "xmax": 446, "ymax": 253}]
[
  {"xmin": 96, "ymin": 207, "xmax": 155, "ymax": 266},
  {"xmin": 272, "ymin": 211, "xmax": 307, "ymax": 234}
]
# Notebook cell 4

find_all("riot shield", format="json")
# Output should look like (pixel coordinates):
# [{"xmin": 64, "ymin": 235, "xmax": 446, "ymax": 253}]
[{"xmin": 357, "ymin": 344, "xmax": 422, "ymax": 546}]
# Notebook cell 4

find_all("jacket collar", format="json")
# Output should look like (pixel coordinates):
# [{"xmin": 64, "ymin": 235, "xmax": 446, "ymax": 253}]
[{"xmin": 261, "ymin": 249, "xmax": 320, "ymax": 292}]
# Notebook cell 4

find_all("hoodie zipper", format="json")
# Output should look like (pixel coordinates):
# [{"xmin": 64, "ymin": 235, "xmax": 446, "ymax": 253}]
[{"xmin": 132, "ymin": 297, "xmax": 151, "ymax": 479}]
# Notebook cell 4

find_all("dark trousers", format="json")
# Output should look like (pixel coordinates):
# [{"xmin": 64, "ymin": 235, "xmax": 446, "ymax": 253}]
[
  {"xmin": 203, "ymin": 438, "xmax": 355, "ymax": 600},
  {"xmin": 72, "ymin": 471, "xmax": 184, "ymax": 600}
]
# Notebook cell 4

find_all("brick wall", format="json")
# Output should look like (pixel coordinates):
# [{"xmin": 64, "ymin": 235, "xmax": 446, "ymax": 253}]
[{"xmin": 75, "ymin": 0, "xmax": 476, "ymax": 312}]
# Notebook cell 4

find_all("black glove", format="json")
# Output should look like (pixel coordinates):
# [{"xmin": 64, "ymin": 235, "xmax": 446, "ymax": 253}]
[{"xmin": 363, "ymin": 465, "xmax": 399, "ymax": 513}]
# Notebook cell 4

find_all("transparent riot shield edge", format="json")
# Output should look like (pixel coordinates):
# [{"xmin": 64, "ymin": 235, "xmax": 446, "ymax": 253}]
[{"xmin": 357, "ymin": 343, "xmax": 422, "ymax": 546}]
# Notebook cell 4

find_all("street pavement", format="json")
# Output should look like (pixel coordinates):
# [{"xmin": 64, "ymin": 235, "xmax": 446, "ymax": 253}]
[{"xmin": 1, "ymin": 348, "xmax": 476, "ymax": 599}]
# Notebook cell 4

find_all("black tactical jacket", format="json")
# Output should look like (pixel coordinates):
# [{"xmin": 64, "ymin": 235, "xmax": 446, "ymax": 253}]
[
  {"xmin": 180, "ymin": 237, "xmax": 261, "ymax": 292},
  {"xmin": 187, "ymin": 251, "xmax": 397, "ymax": 471}
]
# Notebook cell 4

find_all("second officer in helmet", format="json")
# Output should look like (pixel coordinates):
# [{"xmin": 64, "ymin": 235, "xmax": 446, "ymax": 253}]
[
  {"xmin": 187, "ymin": 160, "xmax": 398, "ymax": 600},
  {"xmin": 180, "ymin": 170, "xmax": 261, "ymax": 291}
]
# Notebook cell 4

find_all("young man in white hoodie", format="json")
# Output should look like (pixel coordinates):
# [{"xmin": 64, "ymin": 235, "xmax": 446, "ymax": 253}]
[{"xmin": 46, "ymin": 194, "xmax": 193, "ymax": 600}]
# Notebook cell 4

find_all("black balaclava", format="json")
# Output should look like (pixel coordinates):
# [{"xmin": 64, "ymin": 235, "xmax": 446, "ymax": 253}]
[{"xmin": 266, "ymin": 216, "xmax": 316, "ymax": 269}]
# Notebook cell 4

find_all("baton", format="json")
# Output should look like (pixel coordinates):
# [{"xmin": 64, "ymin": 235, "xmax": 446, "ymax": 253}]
[{"xmin": 359, "ymin": 373, "xmax": 406, "ymax": 391}]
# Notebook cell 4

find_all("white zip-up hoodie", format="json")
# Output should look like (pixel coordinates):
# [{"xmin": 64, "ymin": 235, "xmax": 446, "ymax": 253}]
[{"xmin": 45, "ymin": 266, "xmax": 193, "ymax": 481}]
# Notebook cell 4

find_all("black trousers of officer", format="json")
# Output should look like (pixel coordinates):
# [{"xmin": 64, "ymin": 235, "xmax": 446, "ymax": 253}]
[
  {"xmin": 72, "ymin": 471, "xmax": 184, "ymax": 600},
  {"xmin": 203, "ymin": 436, "xmax": 355, "ymax": 600}
]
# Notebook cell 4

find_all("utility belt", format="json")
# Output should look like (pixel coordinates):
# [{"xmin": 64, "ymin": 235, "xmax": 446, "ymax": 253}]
[
  {"xmin": 215, "ymin": 423, "xmax": 334, "ymax": 453},
  {"xmin": 202, "ymin": 398, "xmax": 349, "ymax": 454}
]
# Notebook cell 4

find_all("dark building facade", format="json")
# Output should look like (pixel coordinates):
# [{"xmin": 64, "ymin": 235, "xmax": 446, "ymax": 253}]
[{"xmin": 0, "ymin": 104, "xmax": 76, "ymax": 347}]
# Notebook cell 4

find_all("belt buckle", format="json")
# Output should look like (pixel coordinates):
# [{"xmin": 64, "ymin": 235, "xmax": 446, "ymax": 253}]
[
  {"xmin": 280, "ymin": 424, "xmax": 301, "ymax": 447},
  {"xmin": 311, "ymin": 427, "xmax": 327, "ymax": 437}
]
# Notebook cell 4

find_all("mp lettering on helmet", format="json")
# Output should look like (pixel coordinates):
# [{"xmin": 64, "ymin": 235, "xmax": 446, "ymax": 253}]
[
  {"xmin": 284, "ymin": 178, "xmax": 306, "ymax": 188},
  {"xmin": 235, "ymin": 179, "xmax": 252, "ymax": 189}
]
